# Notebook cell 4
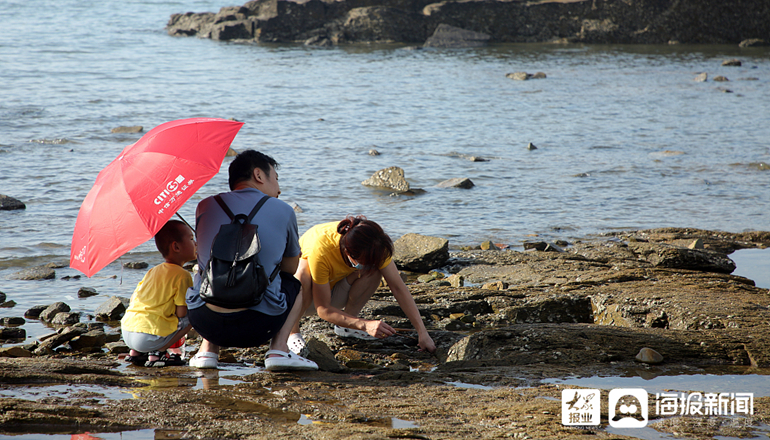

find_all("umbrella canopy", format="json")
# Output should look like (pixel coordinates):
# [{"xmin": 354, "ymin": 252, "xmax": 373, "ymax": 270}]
[{"xmin": 70, "ymin": 117, "xmax": 244, "ymax": 277}]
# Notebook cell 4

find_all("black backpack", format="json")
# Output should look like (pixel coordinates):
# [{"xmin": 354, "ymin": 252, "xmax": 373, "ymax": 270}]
[{"xmin": 199, "ymin": 194, "xmax": 279, "ymax": 308}]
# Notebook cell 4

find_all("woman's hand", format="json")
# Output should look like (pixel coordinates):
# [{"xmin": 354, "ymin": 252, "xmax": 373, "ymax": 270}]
[
  {"xmin": 365, "ymin": 320, "xmax": 396, "ymax": 339},
  {"xmin": 417, "ymin": 332, "xmax": 436, "ymax": 353}
]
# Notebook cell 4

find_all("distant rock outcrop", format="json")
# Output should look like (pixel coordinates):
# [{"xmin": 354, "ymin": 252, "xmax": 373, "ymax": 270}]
[{"xmin": 167, "ymin": 0, "xmax": 770, "ymax": 46}]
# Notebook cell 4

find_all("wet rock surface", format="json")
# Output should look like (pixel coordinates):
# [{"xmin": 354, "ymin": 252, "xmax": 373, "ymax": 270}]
[{"xmin": 2, "ymin": 227, "xmax": 770, "ymax": 438}]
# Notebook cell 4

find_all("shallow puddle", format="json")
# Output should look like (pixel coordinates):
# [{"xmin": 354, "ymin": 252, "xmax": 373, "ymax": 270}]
[
  {"xmin": 730, "ymin": 248, "xmax": 770, "ymax": 289},
  {"xmin": 0, "ymin": 428, "xmax": 178, "ymax": 439},
  {"xmin": 544, "ymin": 366, "xmax": 770, "ymax": 397},
  {"xmin": 445, "ymin": 380, "xmax": 497, "ymax": 390},
  {"xmin": 0, "ymin": 383, "xmax": 132, "ymax": 404}
]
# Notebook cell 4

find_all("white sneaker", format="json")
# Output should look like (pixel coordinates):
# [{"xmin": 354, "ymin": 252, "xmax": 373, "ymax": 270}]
[
  {"xmin": 189, "ymin": 351, "xmax": 218, "ymax": 369},
  {"xmin": 334, "ymin": 325, "xmax": 377, "ymax": 340}
]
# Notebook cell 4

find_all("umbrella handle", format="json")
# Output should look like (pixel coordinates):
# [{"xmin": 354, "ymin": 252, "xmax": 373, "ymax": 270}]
[{"xmin": 175, "ymin": 212, "xmax": 194, "ymax": 232}]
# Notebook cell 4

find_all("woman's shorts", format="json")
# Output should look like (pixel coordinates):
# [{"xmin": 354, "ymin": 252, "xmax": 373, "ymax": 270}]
[
  {"xmin": 188, "ymin": 272, "xmax": 301, "ymax": 348},
  {"xmin": 122, "ymin": 315, "xmax": 190, "ymax": 353}
]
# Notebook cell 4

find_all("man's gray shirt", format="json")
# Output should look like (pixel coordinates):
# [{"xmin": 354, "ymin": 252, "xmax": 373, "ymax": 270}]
[{"xmin": 186, "ymin": 188, "xmax": 301, "ymax": 316}]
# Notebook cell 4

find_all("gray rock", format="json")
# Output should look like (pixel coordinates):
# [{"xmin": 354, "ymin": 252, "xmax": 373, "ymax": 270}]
[
  {"xmin": 628, "ymin": 242, "xmax": 736, "ymax": 274},
  {"xmin": 362, "ymin": 166, "xmax": 410, "ymax": 192},
  {"xmin": 105, "ymin": 331, "xmax": 122, "ymax": 343},
  {"xmin": 446, "ymin": 274, "xmax": 464, "ymax": 288},
  {"xmin": 635, "ymin": 347, "xmax": 664, "ymax": 364},
  {"xmin": 69, "ymin": 330, "xmax": 107, "ymax": 351},
  {"xmin": 106, "ymin": 341, "xmax": 130, "ymax": 354},
  {"xmin": 436, "ymin": 177, "xmax": 474, "ymax": 189},
  {"xmin": 506, "ymin": 72, "xmax": 546, "ymax": 81},
  {"xmin": 24, "ymin": 305, "xmax": 47, "ymax": 319},
  {"xmin": 0, "ymin": 195, "xmax": 25, "ymax": 211},
  {"xmin": 523, "ymin": 241, "xmax": 564, "ymax": 252},
  {"xmin": 39, "ymin": 302, "xmax": 71, "ymax": 322},
  {"xmin": 0, "ymin": 346, "xmax": 32, "ymax": 357},
  {"xmin": 722, "ymin": 59, "xmax": 742, "ymax": 66},
  {"xmin": 527, "ymin": 143, "xmax": 537, "ymax": 150},
  {"xmin": 694, "ymin": 72, "xmax": 708, "ymax": 82},
  {"xmin": 713, "ymin": 75, "xmax": 729, "ymax": 82},
  {"xmin": 304, "ymin": 337, "xmax": 345, "ymax": 372},
  {"xmin": 167, "ymin": 11, "xmax": 216, "ymax": 37},
  {"xmin": 0, "ymin": 291, "xmax": 5, "ymax": 302},
  {"xmin": 7, "ymin": 266, "xmax": 55, "ymax": 280},
  {"xmin": 0, "ymin": 327, "xmax": 26, "ymax": 340},
  {"xmin": 122, "ymin": 262, "xmax": 148, "ymax": 270},
  {"xmin": 34, "ymin": 326, "xmax": 86, "ymax": 355},
  {"xmin": 95, "ymin": 296, "xmax": 129, "ymax": 321},
  {"xmin": 393, "ymin": 233, "xmax": 449, "ymax": 272},
  {"xmin": 480, "ymin": 240, "xmax": 499, "ymax": 251},
  {"xmin": 368, "ymin": 149, "xmax": 380, "ymax": 156},
  {"xmin": 424, "ymin": 24, "xmax": 490, "ymax": 48},
  {"xmin": 111, "ymin": 126, "xmax": 143, "ymax": 134},
  {"xmin": 1, "ymin": 317, "xmax": 25, "ymax": 326},
  {"xmin": 506, "ymin": 72, "xmax": 530, "ymax": 81},
  {"xmin": 288, "ymin": 201, "xmax": 303, "ymax": 213},
  {"xmin": 78, "ymin": 287, "xmax": 99, "ymax": 298},
  {"xmin": 51, "ymin": 312, "xmax": 81, "ymax": 326},
  {"xmin": 447, "ymin": 152, "xmax": 488, "ymax": 162}
]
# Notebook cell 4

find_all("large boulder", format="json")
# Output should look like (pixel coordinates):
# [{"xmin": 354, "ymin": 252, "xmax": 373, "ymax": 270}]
[
  {"xmin": 393, "ymin": 233, "xmax": 449, "ymax": 272},
  {"xmin": 95, "ymin": 296, "xmax": 129, "ymax": 321},
  {"xmin": 0, "ymin": 195, "xmax": 25, "ymax": 211},
  {"xmin": 361, "ymin": 166, "xmax": 410, "ymax": 192},
  {"xmin": 627, "ymin": 242, "xmax": 736, "ymax": 274},
  {"xmin": 7, "ymin": 266, "xmax": 55, "ymax": 281},
  {"xmin": 423, "ymin": 24, "xmax": 490, "ymax": 48},
  {"xmin": 39, "ymin": 302, "xmax": 71, "ymax": 323}
]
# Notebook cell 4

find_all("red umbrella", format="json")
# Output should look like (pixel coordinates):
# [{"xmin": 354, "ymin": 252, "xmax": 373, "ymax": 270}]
[{"xmin": 70, "ymin": 117, "xmax": 244, "ymax": 277}]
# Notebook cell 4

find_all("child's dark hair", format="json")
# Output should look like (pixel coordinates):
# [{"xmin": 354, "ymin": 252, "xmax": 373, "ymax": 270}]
[
  {"xmin": 228, "ymin": 150, "xmax": 279, "ymax": 191},
  {"xmin": 155, "ymin": 220, "xmax": 188, "ymax": 258},
  {"xmin": 337, "ymin": 215, "xmax": 393, "ymax": 275}
]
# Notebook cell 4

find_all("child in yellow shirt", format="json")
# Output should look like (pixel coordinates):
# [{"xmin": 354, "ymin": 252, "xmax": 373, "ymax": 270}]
[{"xmin": 121, "ymin": 220, "xmax": 195, "ymax": 367}]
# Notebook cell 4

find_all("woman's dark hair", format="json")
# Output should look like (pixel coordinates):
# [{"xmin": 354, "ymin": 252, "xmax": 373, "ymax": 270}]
[
  {"xmin": 228, "ymin": 150, "xmax": 279, "ymax": 191},
  {"xmin": 337, "ymin": 215, "xmax": 393, "ymax": 275},
  {"xmin": 155, "ymin": 220, "xmax": 189, "ymax": 258}
]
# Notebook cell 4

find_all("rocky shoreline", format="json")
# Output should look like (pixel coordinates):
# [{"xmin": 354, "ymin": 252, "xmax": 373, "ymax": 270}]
[
  {"xmin": 166, "ymin": 0, "xmax": 770, "ymax": 47},
  {"xmin": 2, "ymin": 227, "xmax": 770, "ymax": 439}
]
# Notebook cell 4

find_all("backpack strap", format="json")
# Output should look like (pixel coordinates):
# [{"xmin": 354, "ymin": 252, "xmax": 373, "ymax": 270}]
[
  {"xmin": 246, "ymin": 196, "xmax": 279, "ymax": 283},
  {"xmin": 246, "ymin": 195, "xmax": 270, "ymax": 222},
  {"xmin": 214, "ymin": 194, "xmax": 269, "ymax": 222},
  {"xmin": 213, "ymin": 195, "xmax": 235, "ymax": 220}
]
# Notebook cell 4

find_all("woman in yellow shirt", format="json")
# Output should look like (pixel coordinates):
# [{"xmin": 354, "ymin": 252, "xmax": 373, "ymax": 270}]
[{"xmin": 291, "ymin": 216, "xmax": 435, "ymax": 354}]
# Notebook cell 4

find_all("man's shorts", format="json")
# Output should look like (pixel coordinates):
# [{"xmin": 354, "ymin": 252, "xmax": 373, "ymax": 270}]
[
  {"xmin": 122, "ymin": 315, "xmax": 190, "ymax": 353},
  {"xmin": 303, "ymin": 276, "xmax": 351, "ymax": 316},
  {"xmin": 188, "ymin": 272, "xmax": 301, "ymax": 348}
]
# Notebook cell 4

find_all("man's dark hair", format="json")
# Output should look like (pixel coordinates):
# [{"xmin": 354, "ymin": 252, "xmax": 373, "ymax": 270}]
[
  {"xmin": 228, "ymin": 150, "xmax": 279, "ymax": 191},
  {"xmin": 155, "ymin": 220, "xmax": 188, "ymax": 258}
]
